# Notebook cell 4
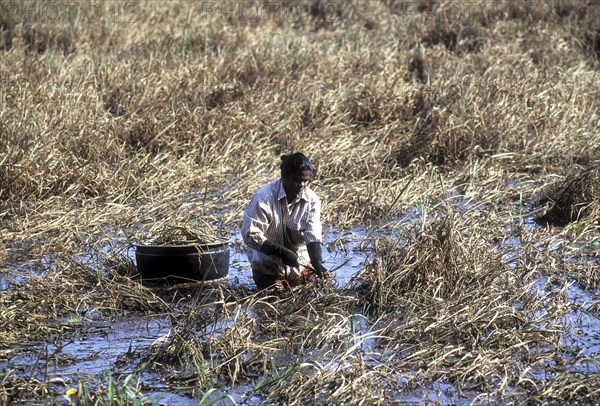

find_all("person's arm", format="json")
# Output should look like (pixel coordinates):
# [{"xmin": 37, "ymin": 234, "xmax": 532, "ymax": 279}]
[
  {"xmin": 307, "ymin": 241, "xmax": 327, "ymax": 278},
  {"xmin": 260, "ymin": 240, "xmax": 298, "ymax": 267},
  {"xmin": 241, "ymin": 199, "xmax": 269, "ymax": 252},
  {"xmin": 303, "ymin": 197, "xmax": 327, "ymax": 278}
]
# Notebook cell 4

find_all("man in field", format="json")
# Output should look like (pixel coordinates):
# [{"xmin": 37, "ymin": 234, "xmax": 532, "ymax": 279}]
[{"xmin": 241, "ymin": 152, "xmax": 328, "ymax": 291}]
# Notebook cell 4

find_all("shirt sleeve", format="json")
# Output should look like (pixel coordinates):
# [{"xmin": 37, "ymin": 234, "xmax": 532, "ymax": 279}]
[
  {"xmin": 241, "ymin": 196, "xmax": 272, "ymax": 251},
  {"xmin": 302, "ymin": 197, "xmax": 322, "ymax": 244}
]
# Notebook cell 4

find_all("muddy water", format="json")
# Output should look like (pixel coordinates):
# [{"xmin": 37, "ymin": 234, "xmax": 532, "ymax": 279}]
[
  {"xmin": 0, "ymin": 227, "xmax": 379, "ymax": 404},
  {"xmin": 6, "ymin": 317, "xmax": 170, "ymax": 375},
  {"xmin": 535, "ymin": 276, "xmax": 600, "ymax": 370},
  {"xmin": 2, "ymin": 221, "xmax": 599, "ymax": 405}
]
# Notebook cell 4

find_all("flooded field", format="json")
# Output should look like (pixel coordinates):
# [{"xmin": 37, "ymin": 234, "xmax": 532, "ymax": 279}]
[
  {"xmin": 2, "ymin": 0, "xmax": 600, "ymax": 404},
  {"xmin": 2, "ymin": 205, "xmax": 599, "ymax": 404},
  {"xmin": 0, "ymin": 226, "xmax": 377, "ymax": 405}
]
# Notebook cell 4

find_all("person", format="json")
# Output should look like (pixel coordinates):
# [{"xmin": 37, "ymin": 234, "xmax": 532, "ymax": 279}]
[{"xmin": 241, "ymin": 152, "xmax": 328, "ymax": 291}]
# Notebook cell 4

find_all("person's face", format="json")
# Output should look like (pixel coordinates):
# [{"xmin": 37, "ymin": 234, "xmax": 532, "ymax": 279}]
[{"xmin": 282, "ymin": 169, "xmax": 312, "ymax": 200}]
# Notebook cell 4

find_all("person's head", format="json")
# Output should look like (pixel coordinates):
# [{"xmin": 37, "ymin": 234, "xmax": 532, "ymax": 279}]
[{"xmin": 280, "ymin": 152, "xmax": 314, "ymax": 200}]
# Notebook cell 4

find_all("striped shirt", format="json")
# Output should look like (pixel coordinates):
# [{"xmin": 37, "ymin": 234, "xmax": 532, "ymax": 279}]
[{"xmin": 241, "ymin": 179, "xmax": 322, "ymax": 275}]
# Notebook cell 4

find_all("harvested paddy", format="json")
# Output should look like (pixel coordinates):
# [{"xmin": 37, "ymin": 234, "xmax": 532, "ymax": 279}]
[{"xmin": 1, "ymin": 0, "xmax": 599, "ymax": 404}]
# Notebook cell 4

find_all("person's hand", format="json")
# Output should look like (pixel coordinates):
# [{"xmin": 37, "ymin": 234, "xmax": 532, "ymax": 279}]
[
  {"xmin": 307, "ymin": 242, "xmax": 329, "ymax": 279},
  {"xmin": 312, "ymin": 262, "xmax": 329, "ymax": 279},
  {"xmin": 260, "ymin": 240, "xmax": 299, "ymax": 267}
]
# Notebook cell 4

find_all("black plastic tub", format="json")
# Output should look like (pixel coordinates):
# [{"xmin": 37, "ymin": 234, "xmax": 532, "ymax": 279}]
[{"xmin": 134, "ymin": 240, "xmax": 229, "ymax": 283}]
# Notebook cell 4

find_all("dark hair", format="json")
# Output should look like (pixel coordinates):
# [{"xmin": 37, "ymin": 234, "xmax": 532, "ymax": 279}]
[{"xmin": 280, "ymin": 152, "xmax": 313, "ymax": 177}]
